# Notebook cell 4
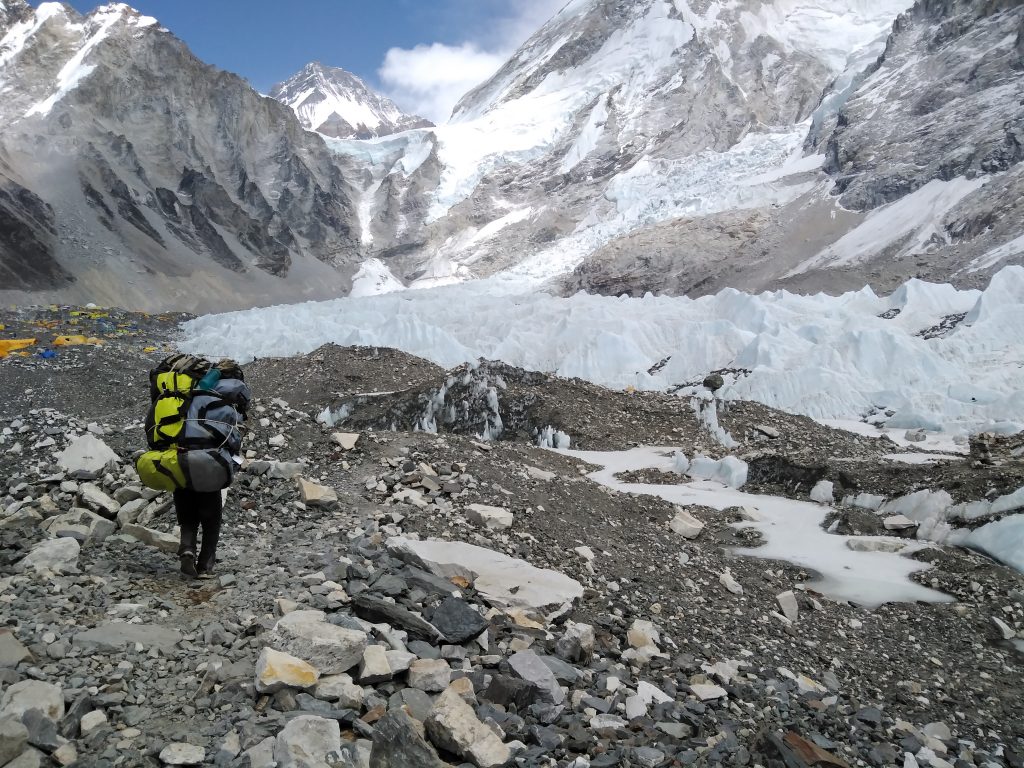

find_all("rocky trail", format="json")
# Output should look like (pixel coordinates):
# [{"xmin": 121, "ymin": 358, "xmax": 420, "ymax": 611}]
[{"xmin": 0, "ymin": 307, "xmax": 1022, "ymax": 768}]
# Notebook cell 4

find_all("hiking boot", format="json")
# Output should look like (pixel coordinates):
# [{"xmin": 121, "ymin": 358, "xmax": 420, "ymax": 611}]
[{"xmin": 179, "ymin": 551, "xmax": 199, "ymax": 579}]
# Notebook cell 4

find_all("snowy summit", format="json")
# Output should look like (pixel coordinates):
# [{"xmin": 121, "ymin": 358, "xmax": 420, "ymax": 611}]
[{"xmin": 270, "ymin": 61, "xmax": 433, "ymax": 139}]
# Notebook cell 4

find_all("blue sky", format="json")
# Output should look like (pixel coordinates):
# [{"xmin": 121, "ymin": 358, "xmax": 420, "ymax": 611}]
[{"xmin": 58, "ymin": 0, "xmax": 564, "ymax": 121}]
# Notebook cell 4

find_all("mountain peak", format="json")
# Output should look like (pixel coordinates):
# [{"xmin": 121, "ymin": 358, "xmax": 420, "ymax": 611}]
[{"xmin": 270, "ymin": 61, "xmax": 432, "ymax": 140}]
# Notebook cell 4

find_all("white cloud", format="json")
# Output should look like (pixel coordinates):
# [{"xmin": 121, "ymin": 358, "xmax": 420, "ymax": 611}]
[
  {"xmin": 379, "ymin": 43, "xmax": 506, "ymax": 124},
  {"xmin": 378, "ymin": 0, "xmax": 567, "ymax": 124}
]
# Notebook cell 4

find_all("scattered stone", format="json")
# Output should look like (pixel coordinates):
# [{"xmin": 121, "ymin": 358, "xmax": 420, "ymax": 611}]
[
  {"xmin": 426, "ymin": 687, "xmax": 511, "ymax": 768},
  {"xmin": 690, "ymin": 683, "xmax": 727, "ymax": 701},
  {"xmin": 810, "ymin": 480, "xmax": 834, "ymax": 504},
  {"xmin": 755, "ymin": 424, "xmax": 780, "ymax": 439},
  {"xmin": 120, "ymin": 523, "xmax": 179, "ymax": 553},
  {"xmin": 719, "ymin": 569, "xmax": 743, "ymax": 595},
  {"xmin": 905, "ymin": 429, "xmax": 928, "ymax": 443},
  {"xmin": 0, "ymin": 717, "xmax": 29, "ymax": 766},
  {"xmin": 73, "ymin": 623, "xmax": 181, "ymax": 653},
  {"xmin": 358, "ymin": 645, "xmax": 393, "ymax": 684},
  {"xmin": 526, "ymin": 466, "xmax": 556, "ymax": 481},
  {"xmin": 79, "ymin": 711, "xmax": 107, "ymax": 734},
  {"xmin": 556, "ymin": 622, "xmax": 596, "ymax": 664},
  {"xmin": 993, "ymin": 616, "xmax": 1016, "ymax": 640},
  {"xmin": 77, "ymin": 483, "xmax": 120, "ymax": 518},
  {"xmin": 846, "ymin": 538, "xmax": 906, "ymax": 553},
  {"xmin": 508, "ymin": 650, "xmax": 565, "ymax": 705}
]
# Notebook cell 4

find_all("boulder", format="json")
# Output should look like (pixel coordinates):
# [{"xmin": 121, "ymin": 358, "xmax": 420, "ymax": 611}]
[
  {"xmin": 116, "ymin": 498, "xmax": 149, "ymax": 527},
  {"xmin": 690, "ymin": 683, "xmax": 727, "ymax": 701},
  {"xmin": 159, "ymin": 743, "xmax": 206, "ymax": 765},
  {"xmin": 0, "ymin": 717, "xmax": 29, "ymax": 766},
  {"xmin": 370, "ymin": 709, "xmax": 446, "ymax": 768},
  {"xmin": 41, "ymin": 509, "xmax": 116, "ymax": 543},
  {"xmin": 314, "ymin": 675, "xmax": 364, "ymax": 709},
  {"xmin": 508, "ymin": 650, "xmax": 564, "ymax": 705},
  {"xmin": 358, "ymin": 645, "xmax": 393, "ymax": 684},
  {"xmin": 668, "ymin": 507, "xmax": 704, "ymax": 539},
  {"xmin": 555, "ymin": 622, "xmax": 595, "ymax": 664},
  {"xmin": 56, "ymin": 434, "xmax": 119, "ymax": 479},
  {"xmin": 387, "ymin": 537, "xmax": 583, "ymax": 610},
  {"xmin": 265, "ymin": 612, "xmax": 368, "ymax": 675},
  {"xmin": 16, "ymin": 538, "xmax": 80, "ymax": 575},
  {"xmin": 273, "ymin": 716, "xmax": 341, "ymax": 768},
  {"xmin": 330, "ymin": 433, "xmax": 360, "ymax": 451},
  {"xmin": 810, "ymin": 480, "xmax": 834, "ymax": 504},
  {"xmin": 777, "ymin": 591, "xmax": 799, "ymax": 623},
  {"xmin": 430, "ymin": 597, "xmax": 488, "ymax": 644},
  {"xmin": 883, "ymin": 515, "xmax": 919, "ymax": 531},
  {"xmin": 297, "ymin": 478, "xmax": 338, "ymax": 507},
  {"xmin": 0, "ymin": 681, "xmax": 64, "ymax": 722},
  {"xmin": 0, "ymin": 630, "xmax": 32, "ymax": 668},
  {"xmin": 255, "ymin": 648, "xmax": 320, "ymax": 694},
  {"xmin": 77, "ymin": 484, "xmax": 121, "ymax": 519},
  {"xmin": 466, "ymin": 504, "xmax": 514, "ymax": 530},
  {"xmin": 426, "ymin": 687, "xmax": 510, "ymax": 768}
]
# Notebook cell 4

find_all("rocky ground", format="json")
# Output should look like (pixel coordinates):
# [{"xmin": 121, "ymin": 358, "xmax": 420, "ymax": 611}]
[{"xmin": 0, "ymin": 306, "xmax": 1022, "ymax": 768}]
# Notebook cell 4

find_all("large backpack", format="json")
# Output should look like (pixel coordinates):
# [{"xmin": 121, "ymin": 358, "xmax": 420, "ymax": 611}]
[{"xmin": 136, "ymin": 354, "xmax": 251, "ymax": 493}]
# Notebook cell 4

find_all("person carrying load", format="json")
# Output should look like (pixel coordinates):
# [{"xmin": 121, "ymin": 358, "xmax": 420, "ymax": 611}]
[{"xmin": 136, "ymin": 353, "xmax": 251, "ymax": 578}]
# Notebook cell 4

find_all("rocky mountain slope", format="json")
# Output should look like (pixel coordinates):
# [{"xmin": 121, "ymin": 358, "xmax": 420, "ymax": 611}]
[
  {"xmin": 0, "ymin": 309, "xmax": 1021, "ymax": 766},
  {"xmin": 270, "ymin": 62, "xmax": 432, "ymax": 140},
  {"xmin": 0, "ymin": 1, "xmax": 363, "ymax": 312}
]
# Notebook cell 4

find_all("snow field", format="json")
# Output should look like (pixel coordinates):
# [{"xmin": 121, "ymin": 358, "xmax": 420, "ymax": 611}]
[
  {"xmin": 558, "ymin": 446, "xmax": 951, "ymax": 608},
  {"xmin": 181, "ymin": 266, "xmax": 1024, "ymax": 436}
]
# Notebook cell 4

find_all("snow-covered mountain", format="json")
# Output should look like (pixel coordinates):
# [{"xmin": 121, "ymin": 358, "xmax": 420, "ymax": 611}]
[
  {"xmin": 0, "ymin": 1, "xmax": 363, "ymax": 311},
  {"xmin": 333, "ymin": 0, "xmax": 1024, "ymax": 297},
  {"xmin": 1, "ymin": 0, "xmax": 1022, "ymax": 310},
  {"xmin": 270, "ymin": 62, "xmax": 432, "ymax": 140}
]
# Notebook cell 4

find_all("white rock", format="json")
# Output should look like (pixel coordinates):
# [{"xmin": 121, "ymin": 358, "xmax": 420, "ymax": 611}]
[
  {"xmin": 16, "ymin": 538, "xmax": 80, "ymax": 575},
  {"xmin": 385, "ymin": 650, "xmax": 417, "ymax": 675},
  {"xmin": 42, "ymin": 509, "xmax": 116, "ymax": 543},
  {"xmin": 273, "ymin": 715, "xmax": 341, "ymax": 768},
  {"xmin": 120, "ymin": 524, "xmax": 179, "ymax": 554},
  {"xmin": 525, "ymin": 466, "xmax": 555, "ymax": 481},
  {"xmin": 905, "ymin": 428, "xmax": 928, "ymax": 443},
  {"xmin": 776, "ymin": 591, "xmax": 799, "ymax": 623},
  {"xmin": 80, "ymin": 710, "xmax": 108, "ymax": 734},
  {"xmin": 266, "ymin": 612, "xmax": 368, "ymax": 675},
  {"xmin": 669, "ymin": 507, "xmax": 704, "ymax": 539},
  {"xmin": 625, "ymin": 695, "xmax": 646, "ymax": 720},
  {"xmin": 466, "ymin": 504, "xmax": 514, "ymax": 530},
  {"xmin": 358, "ymin": 645, "xmax": 393, "ymax": 684},
  {"xmin": 390, "ymin": 488, "xmax": 428, "ymax": 509},
  {"xmin": 810, "ymin": 480, "xmax": 834, "ymax": 504},
  {"xmin": 690, "ymin": 683, "xmax": 727, "ymax": 701},
  {"xmin": 314, "ymin": 674, "xmax": 364, "ymax": 708},
  {"xmin": 719, "ymin": 569, "xmax": 743, "ymax": 595},
  {"xmin": 254, "ymin": 648, "xmax": 319, "ymax": 694},
  {"xmin": 330, "ymin": 433, "xmax": 360, "ymax": 450},
  {"xmin": 884, "ymin": 515, "xmax": 919, "ymax": 530},
  {"xmin": 426, "ymin": 687, "xmax": 511, "ymax": 768},
  {"xmin": 508, "ymin": 650, "xmax": 564, "ymax": 705},
  {"xmin": 297, "ymin": 478, "xmax": 338, "ymax": 506},
  {"xmin": 159, "ymin": 743, "xmax": 206, "ymax": 765},
  {"xmin": 408, "ymin": 659, "xmax": 452, "ymax": 692},
  {"xmin": 0, "ymin": 680, "xmax": 65, "ymax": 721},
  {"xmin": 387, "ymin": 537, "xmax": 583, "ymax": 610},
  {"xmin": 589, "ymin": 714, "xmax": 628, "ymax": 729},
  {"xmin": 57, "ymin": 434, "xmax": 119, "ymax": 478},
  {"xmin": 573, "ymin": 546, "xmax": 595, "ymax": 562},
  {"xmin": 636, "ymin": 680, "xmax": 672, "ymax": 707},
  {"xmin": 268, "ymin": 435, "xmax": 286, "ymax": 447}
]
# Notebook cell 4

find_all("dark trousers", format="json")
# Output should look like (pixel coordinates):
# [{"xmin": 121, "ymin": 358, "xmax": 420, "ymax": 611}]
[{"xmin": 174, "ymin": 489, "xmax": 223, "ymax": 571}]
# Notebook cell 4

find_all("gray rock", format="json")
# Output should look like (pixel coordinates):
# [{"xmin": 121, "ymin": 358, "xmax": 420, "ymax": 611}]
[
  {"xmin": 73, "ymin": 623, "xmax": 181, "ymax": 653},
  {"xmin": 389, "ymin": 689, "xmax": 434, "ymax": 723},
  {"xmin": 273, "ymin": 715, "xmax": 341, "ymax": 768},
  {"xmin": 119, "ymin": 524, "xmax": 179, "ymax": 553},
  {"xmin": 352, "ymin": 594, "xmax": 443, "ymax": 642},
  {"xmin": 369, "ymin": 709, "xmax": 445, "ymax": 768},
  {"xmin": 407, "ymin": 659, "xmax": 451, "ymax": 693},
  {"xmin": 243, "ymin": 737, "xmax": 278, "ymax": 768},
  {"xmin": 430, "ymin": 597, "xmax": 488, "ymax": 644},
  {"xmin": 266, "ymin": 611, "xmax": 368, "ymax": 675},
  {"xmin": 508, "ymin": 651, "xmax": 564, "ymax": 705},
  {"xmin": 77, "ymin": 483, "xmax": 121, "ymax": 519},
  {"xmin": 16, "ymin": 538, "xmax": 80, "ymax": 575},
  {"xmin": 0, "ymin": 681, "xmax": 64, "ymax": 722},
  {"xmin": 4, "ymin": 747, "xmax": 43, "ymax": 768},
  {"xmin": 22, "ymin": 708, "xmax": 65, "ymax": 752},
  {"xmin": 0, "ymin": 631, "xmax": 31, "ymax": 668},
  {"xmin": 465, "ymin": 504, "xmax": 514, "ymax": 530},
  {"xmin": 41, "ymin": 509, "xmax": 116, "ymax": 543},
  {"xmin": 555, "ymin": 622, "xmax": 595, "ymax": 664},
  {"xmin": 56, "ymin": 434, "xmax": 119, "ymax": 479},
  {"xmin": 0, "ymin": 716, "xmax": 29, "ymax": 766},
  {"xmin": 358, "ymin": 646, "xmax": 393, "ymax": 684},
  {"xmin": 703, "ymin": 373, "xmax": 725, "ymax": 391},
  {"xmin": 314, "ymin": 675, "xmax": 364, "ymax": 709}
]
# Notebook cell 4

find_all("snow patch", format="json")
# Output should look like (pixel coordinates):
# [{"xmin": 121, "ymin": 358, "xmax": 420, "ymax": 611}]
[{"xmin": 349, "ymin": 258, "xmax": 405, "ymax": 298}]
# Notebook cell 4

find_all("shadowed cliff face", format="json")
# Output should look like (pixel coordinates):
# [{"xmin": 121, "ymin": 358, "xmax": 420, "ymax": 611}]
[{"xmin": 0, "ymin": 1, "xmax": 362, "ymax": 310}]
